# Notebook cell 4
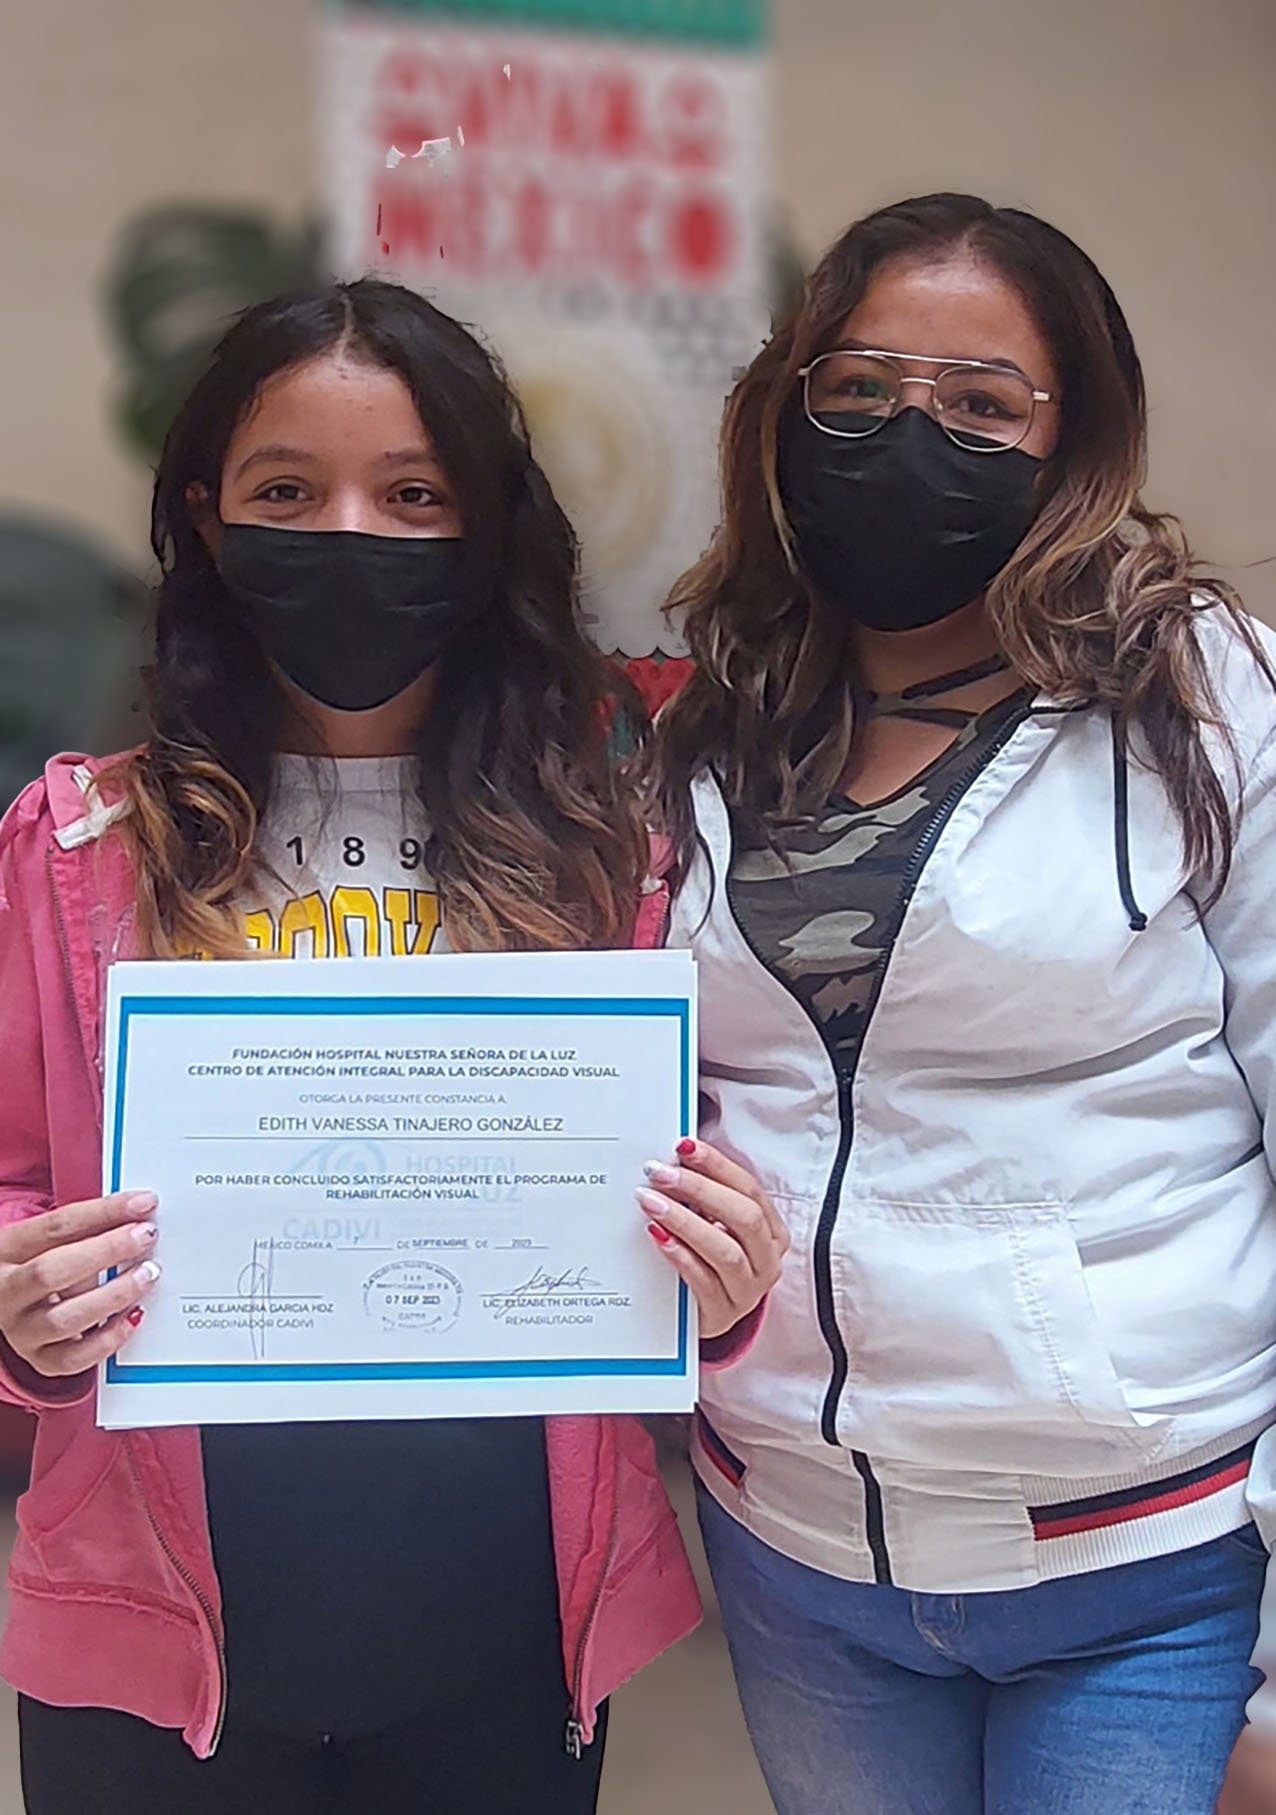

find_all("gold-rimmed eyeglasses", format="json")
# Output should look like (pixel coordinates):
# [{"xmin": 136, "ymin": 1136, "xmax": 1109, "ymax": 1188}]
[{"xmin": 798, "ymin": 349, "xmax": 1056, "ymax": 453}]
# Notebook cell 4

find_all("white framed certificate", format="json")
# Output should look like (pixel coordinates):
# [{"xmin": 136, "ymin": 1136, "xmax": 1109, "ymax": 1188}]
[{"xmin": 98, "ymin": 950, "xmax": 697, "ymax": 1428}]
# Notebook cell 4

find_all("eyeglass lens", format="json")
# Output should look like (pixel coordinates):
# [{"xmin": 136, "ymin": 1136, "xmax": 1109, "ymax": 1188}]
[{"xmin": 805, "ymin": 353, "xmax": 1037, "ymax": 451}]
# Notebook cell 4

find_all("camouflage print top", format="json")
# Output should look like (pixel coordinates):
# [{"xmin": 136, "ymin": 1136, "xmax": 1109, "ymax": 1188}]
[{"xmin": 728, "ymin": 684, "xmax": 1030, "ymax": 1083}]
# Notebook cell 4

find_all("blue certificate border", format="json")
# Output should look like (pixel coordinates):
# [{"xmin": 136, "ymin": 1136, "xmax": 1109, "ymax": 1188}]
[{"xmin": 106, "ymin": 995, "xmax": 692, "ymax": 1386}]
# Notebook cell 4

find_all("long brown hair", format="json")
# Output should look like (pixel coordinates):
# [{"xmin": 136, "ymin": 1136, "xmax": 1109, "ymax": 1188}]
[
  {"xmin": 108, "ymin": 280, "xmax": 647, "ymax": 957},
  {"xmin": 654, "ymin": 192, "xmax": 1268, "ymax": 905}
]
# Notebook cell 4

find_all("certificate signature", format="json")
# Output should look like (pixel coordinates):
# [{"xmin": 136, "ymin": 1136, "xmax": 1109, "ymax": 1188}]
[
  {"xmin": 231, "ymin": 1238, "xmax": 339, "ymax": 1362},
  {"xmin": 505, "ymin": 1265, "xmax": 605, "ymax": 1298},
  {"xmin": 482, "ymin": 1264, "xmax": 632, "ymax": 1324}
]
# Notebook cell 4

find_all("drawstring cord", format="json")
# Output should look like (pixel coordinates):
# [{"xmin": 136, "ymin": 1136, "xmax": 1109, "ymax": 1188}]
[
  {"xmin": 856, "ymin": 680, "xmax": 1151, "ymax": 937},
  {"xmin": 1111, "ymin": 714, "xmax": 1149, "ymax": 933},
  {"xmin": 1029, "ymin": 703, "xmax": 1149, "ymax": 934}
]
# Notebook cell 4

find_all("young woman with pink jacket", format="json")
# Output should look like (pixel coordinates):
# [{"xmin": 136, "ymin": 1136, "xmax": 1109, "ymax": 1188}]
[{"xmin": 0, "ymin": 279, "xmax": 783, "ymax": 1815}]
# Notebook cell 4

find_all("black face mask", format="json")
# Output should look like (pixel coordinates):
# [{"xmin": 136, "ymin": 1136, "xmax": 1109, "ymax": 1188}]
[
  {"xmin": 778, "ymin": 407, "xmax": 1044, "ymax": 633},
  {"xmin": 216, "ymin": 525, "xmax": 476, "ymax": 711}
]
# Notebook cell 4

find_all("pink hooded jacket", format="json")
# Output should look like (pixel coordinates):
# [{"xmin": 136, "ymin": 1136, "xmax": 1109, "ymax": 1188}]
[{"xmin": 0, "ymin": 753, "xmax": 729, "ymax": 1759}]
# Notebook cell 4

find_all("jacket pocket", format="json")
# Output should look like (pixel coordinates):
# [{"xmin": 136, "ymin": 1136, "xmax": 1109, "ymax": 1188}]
[
  {"xmin": 17, "ymin": 1417, "xmax": 118, "ymax": 1542},
  {"xmin": 14, "ymin": 1425, "xmax": 198, "ymax": 1610},
  {"xmin": 831, "ymin": 1197, "xmax": 1169, "ymax": 1472}
]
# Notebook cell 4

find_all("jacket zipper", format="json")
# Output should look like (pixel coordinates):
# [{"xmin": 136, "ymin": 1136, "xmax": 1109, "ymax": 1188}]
[
  {"xmin": 722, "ymin": 878, "xmax": 889, "ymax": 1569},
  {"xmin": 124, "ymin": 1436, "xmax": 228, "ymax": 1756},
  {"xmin": 563, "ymin": 871, "xmax": 667, "ymax": 1760},
  {"xmin": 564, "ymin": 1438, "xmax": 622, "ymax": 1760},
  {"xmin": 723, "ymin": 704, "xmax": 1033, "ymax": 1585}
]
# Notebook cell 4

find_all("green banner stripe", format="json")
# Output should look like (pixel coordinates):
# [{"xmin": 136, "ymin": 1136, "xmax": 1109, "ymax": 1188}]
[{"xmin": 330, "ymin": 0, "xmax": 765, "ymax": 48}]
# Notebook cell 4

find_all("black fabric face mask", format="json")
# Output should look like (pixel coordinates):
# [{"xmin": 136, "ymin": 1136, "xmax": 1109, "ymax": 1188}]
[
  {"xmin": 216, "ymin": 525, "xmax": 476, "ymax": 711},
  {"xmin": 778, "ymin": 407, "xmax": 1044, "ymax": 633}
]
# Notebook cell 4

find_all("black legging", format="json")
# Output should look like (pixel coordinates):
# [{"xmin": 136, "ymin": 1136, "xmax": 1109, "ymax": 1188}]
[{"xmin": 18, "ymin": 1695, "xmax": 608, "ymax": 1815}]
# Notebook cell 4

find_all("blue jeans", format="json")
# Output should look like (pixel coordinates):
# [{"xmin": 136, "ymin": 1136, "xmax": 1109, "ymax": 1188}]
[{"xmin": 698, "ymin": 1486, "xmax": 1266, "ymax": 1815}]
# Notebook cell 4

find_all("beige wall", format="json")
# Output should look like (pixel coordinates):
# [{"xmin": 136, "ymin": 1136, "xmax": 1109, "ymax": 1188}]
[{"xmin": 2, "ymin": 0, "xmax": 1273, "ymax": 616}]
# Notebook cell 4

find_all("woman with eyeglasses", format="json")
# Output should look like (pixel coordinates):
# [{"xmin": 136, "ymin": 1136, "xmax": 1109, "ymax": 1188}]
[{"xmin": 647, "ymin": 192, "xmax": 1276, "ymax": 1814}]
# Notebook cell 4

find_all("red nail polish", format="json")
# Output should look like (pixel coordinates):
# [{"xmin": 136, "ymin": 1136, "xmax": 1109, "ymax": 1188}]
[
  {"xmin": 676, "ymin": 1138, "xmax": 696, "ymax": 1157},
  {"xmin": 126, "ymin": 1307, "xmax": 145, "ymax": 1328},
  {"xmin": 647, "ymin": 1223, "xmax": 673, "ymax": 1246}
]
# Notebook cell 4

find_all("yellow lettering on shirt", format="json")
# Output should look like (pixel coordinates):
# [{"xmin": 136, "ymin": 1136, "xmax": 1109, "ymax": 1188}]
[
  {"xmin": 279, "ymin": 892, "xmax": 330, "ymax": 959},
  {"xmin": 332, "ymin": 887, "xmax": 381, "ymax": 959},
  {"xmin": 411, "ymin": 890, "xmax": 441, "ymax": 955},
  {"xmin": 243, "ymin": 910, "xmax": 277, "ymax": 954},
  {"xmin": 384, "ymin": 888, "xmax": 414, "ymax": 957},
  {"xmin": 249, "ymin": 887, "xmax": 441, "ymax": 958}
]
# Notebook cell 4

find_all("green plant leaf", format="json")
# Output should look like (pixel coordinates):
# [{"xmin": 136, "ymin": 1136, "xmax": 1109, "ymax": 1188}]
[{"xmin": 103, "ymin": 205, "xmax": 330, "ymax": 464}]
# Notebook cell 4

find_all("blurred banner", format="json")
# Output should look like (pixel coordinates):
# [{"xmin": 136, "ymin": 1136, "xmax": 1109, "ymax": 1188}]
[{"xmin": 318, "ymin": 0, "xmax": 770, "ymax": 660}]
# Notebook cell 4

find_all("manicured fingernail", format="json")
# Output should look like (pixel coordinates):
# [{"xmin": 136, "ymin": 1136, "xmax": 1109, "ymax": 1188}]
[
  {"xmin": 125, "ymin": 1192, "xmax": 158, "ymax": 1216},
  {"xmin": 647, "ymin": 1223, "xmax": 673, "ymax": 1246},
  {"xmin": 676, "ymin": 1138, "xmax": 697, "ymax": 1157},
  {"xmin": 130, "ymin": 1222, "xmax": 158, "ymax": 1248},
  {"xmin": 636, "ymin": 1187, "xmax": 674, "ymax": 1219},
  {"xmin": 136, "ymin": 1260, "xmax": 161, "ymax": 1286},
  {"xmin": 642, "ymin": 1160, "xmax": 679, "ymax": 1188},
  {"xmin": 126, "ymin": 1307, "xmax": 145, "ymax": 1328}
]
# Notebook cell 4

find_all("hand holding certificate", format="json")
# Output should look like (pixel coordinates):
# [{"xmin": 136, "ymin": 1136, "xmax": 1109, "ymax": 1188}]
[{"xmin": 98, "ymin": 950, "xmax": 701, "ymax": 1427}]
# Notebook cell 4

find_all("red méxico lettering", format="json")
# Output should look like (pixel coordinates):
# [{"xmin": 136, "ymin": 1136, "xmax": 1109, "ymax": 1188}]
[
  {"xmin": 614, "ymin": 176, "xmax": 657, "ymax": 287},
  {"xmin": 658, "ymin": 73, "xmax": 727, "ymax": 170},
  {"xmin": 515, "ymin": 179, "xmax": 552, "ymax": 271},
  {"xmin": 374, "ymin": 164, "xmax": 739, "ymax": 288},
  {"xmin": 669, "ymin": 193, "xmax": 732, "ymax": 284}
]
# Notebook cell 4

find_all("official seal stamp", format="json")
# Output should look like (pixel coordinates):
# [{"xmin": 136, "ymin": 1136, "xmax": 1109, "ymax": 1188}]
[{"xmin": 363, "ymin": 1259, "xmax": 462, "ymax": 1335}]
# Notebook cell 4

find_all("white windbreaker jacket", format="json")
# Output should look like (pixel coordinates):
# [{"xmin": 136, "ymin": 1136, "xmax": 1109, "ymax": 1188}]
[{"xmin": 672, "ymin": 611, "xmax": 1276, "ymax": 1722}]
